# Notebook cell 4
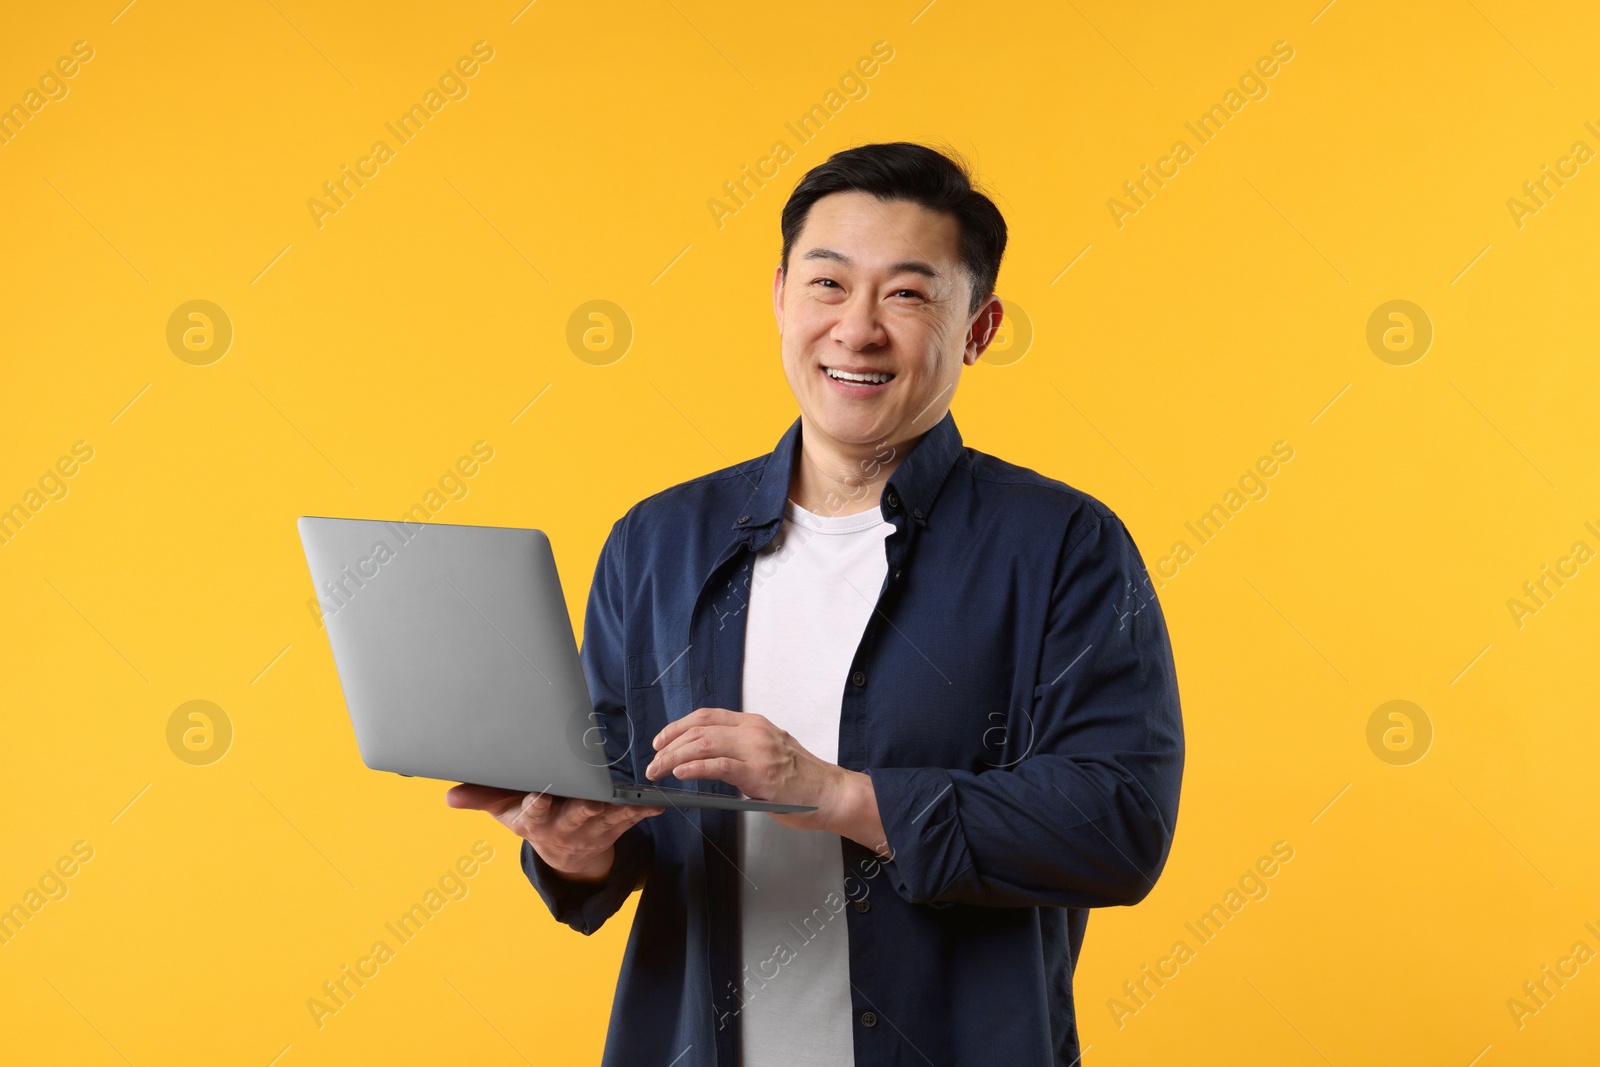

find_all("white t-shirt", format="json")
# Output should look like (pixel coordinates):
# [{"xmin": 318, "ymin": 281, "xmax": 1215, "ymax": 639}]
[{"xmin": 737, "ymin": 498, "xmax": 894, "ymax": 1065}]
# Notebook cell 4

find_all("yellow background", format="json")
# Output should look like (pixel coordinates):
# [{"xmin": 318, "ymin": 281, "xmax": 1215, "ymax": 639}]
[{"xmin": 2, "ymin": 0, "xmax": 1597, "ymax": 1063}]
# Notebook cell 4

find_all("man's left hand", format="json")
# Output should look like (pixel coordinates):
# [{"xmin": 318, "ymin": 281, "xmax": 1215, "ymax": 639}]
[{"xmin": 646, "ymin": 707, "xmax": 887, "ymax": 852}]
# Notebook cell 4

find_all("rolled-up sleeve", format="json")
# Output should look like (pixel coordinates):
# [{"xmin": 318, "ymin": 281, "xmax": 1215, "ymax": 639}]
[
  {"xmin": 520, "ymin": 511, "xmax": 658, "ymax": 934},
  {"xmin": 868, "ymin": 511, "xmax": 1184, "ymax": 909}
]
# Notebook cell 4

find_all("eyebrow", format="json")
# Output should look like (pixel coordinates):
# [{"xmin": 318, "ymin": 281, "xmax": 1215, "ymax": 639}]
[{"xmin": 800, "ymin": 247, "xmax": 941, "ymax": 280}]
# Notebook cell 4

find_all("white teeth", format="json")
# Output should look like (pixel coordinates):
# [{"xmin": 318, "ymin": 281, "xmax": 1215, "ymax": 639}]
[{"xmin": 826, "ymin": 368, "xmax": 893, "ymax": 384}]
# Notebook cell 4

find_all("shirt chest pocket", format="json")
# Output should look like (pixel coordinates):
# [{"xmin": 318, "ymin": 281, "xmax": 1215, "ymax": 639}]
[{"xmin": 625, "ymin": 650, "xmax": 695, "ymax": 730}]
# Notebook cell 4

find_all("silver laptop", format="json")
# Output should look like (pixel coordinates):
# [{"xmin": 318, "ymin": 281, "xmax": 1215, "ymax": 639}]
[{"xmin": 297, "ymin": 516, "xmax": 812, "ymax": 814}]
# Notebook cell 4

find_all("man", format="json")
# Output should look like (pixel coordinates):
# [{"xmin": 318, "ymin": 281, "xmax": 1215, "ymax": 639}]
[{"xmin": 448, "ymin": 141, "xmax": 1184, "ymax": 1066}]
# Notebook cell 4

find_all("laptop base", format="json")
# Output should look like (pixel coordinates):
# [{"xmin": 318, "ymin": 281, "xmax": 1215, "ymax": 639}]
[{"xmin": 611, "ymin": 784, "xmax": 814, "ymax": 814}]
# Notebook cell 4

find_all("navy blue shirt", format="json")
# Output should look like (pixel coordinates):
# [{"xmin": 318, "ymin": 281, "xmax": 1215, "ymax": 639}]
[{"xmin": 522, "ymin": 410, "xmax": 1185, "ymax": 1066}]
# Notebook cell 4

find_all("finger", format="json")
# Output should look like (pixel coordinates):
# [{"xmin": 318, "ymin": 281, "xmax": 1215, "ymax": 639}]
[
  {"xmin": 623, "ymin": 805, "xmax": 667, "ymax": 826},
  {"xmin": 645, "ymin": 725, "xmax": 709, "ymax": 772},
  {"xmin": 669, "ymin": 756, "xmax": 746, "ymax": 787},
  {"xmin": 658, "ymin": 724, "xmax": 745, "ymax": 762},
  {"xmin": 445, "ymin": 783, "xmax": 525, "ymax": 812},
  {"xmin": 552, "ymin": 798, "xmax": 611, "ymax": 834},
  {"xmin": 649, "ymin": 725, "xmax": 746, "ymax": 780},
  {"xmin": 602, "ymin": 804, "xmax": 663, "ymax": 835},
  {"xmin": 653, "ymin": 707, "xmax": 738, "ymax": 752},
  {"xmin": 522, "ymin": 790, "xmax": 556, "ymax": 822},
  {"xmin": 599, "ymin": 802, "xmax": 647, "ymax": 830},
  {"xmin": 509, "ymin": 791, "xmax": 556, "ymax": 836}
]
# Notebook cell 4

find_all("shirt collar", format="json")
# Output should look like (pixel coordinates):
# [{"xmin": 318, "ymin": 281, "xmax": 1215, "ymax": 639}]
[{"xmin": 733, "ymin": 409, "xmax": 965, "ymax": 540}]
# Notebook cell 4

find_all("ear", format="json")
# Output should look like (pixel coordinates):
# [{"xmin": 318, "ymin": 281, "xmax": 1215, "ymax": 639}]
[
  {"xmin": 772, "ymin": 262, "xmax": 786, "ymax": 334},
  {"xmin": 964, "ymin": 295, "xmax": 1005, "ymax": 365}
]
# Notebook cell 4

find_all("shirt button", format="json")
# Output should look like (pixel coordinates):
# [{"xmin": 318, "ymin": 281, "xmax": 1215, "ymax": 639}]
[
  {"xmin": 913, "ymin": 507, "xmax": 924, "ymax": 520},
  {"xmin": 860, "ymin": 1011, "xmax": 877, "ymax": 1028},
  {"xmin": 886, "ymin": 492, "xmax": 899, "ymax": 508},
  {"xmin": 853, "ymin": 897, "xmax": 870, "ymax": 913},
  {"xmin": 851, "ymin": 671, "xmax": 866, "ymax": 687},
  {"xmin": 893, "ymin": 569, "xmax": 903, "ymax": 582},
  {"xmin": 737, "ymin": 515, "xmax": 750, "ymax": 524}
]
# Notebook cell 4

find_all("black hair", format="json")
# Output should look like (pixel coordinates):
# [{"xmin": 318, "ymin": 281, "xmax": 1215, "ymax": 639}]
[{"xmin": 779, "ymin": 141, "xmax": 1007, "ymax": 318}]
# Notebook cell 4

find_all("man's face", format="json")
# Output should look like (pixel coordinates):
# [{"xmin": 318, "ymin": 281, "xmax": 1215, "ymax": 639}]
[{"xmin": 773, "ymin": 191, "xmax": 1002, "ymax": 451}]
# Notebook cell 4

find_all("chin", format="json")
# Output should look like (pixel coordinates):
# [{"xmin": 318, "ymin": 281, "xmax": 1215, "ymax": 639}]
[{"xmin": 808, "ymin": 405, "xmax": 890, "ymax": 446}]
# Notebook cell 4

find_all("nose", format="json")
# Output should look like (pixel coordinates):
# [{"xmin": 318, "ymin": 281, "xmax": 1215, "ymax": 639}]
[{"xmin": 831, "ymin": 291, "xmax": 888, "ymax": 352}]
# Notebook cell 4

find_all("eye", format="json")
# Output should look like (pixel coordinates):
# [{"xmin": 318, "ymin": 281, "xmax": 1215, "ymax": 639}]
[
  {"xmin": 811, "ymin": 277, "xmax": 841, "ymax": 289},
  {"xmin": 891, "ymin": 288, "xmax": 924, "ymax": 300}
]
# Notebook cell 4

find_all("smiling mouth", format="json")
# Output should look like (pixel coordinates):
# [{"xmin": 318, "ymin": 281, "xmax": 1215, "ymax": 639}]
[{"xmin": 823, "ymin": 366, "xmax": 896, "ymax": 386}]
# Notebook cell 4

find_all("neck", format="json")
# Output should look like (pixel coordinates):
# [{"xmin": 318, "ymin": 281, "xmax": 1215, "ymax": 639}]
[{"xmin": 788, "ymin": 417, "xmax": 923, "ymax": 517}]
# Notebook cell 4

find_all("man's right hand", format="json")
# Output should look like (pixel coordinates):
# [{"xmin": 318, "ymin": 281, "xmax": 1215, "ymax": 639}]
[{"xmin": 446, "ymin": 784, "xmax": 663, "ymax": 884}]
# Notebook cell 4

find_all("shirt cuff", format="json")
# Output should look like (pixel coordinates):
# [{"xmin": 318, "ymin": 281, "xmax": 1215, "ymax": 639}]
[
  {"xmin": 866, "ymin": 766, "xmax": 975, "ymax": 905},
  {"xmin": 520, "ymin": 822, "xmax": 652, "ymax": 935}
]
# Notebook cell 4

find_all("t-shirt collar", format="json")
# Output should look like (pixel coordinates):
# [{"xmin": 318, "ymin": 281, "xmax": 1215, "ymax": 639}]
[{"xmin": 733, "ymin": 409, "xmax": 965, "ymax": 543}]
